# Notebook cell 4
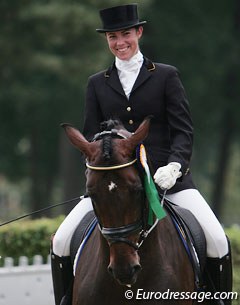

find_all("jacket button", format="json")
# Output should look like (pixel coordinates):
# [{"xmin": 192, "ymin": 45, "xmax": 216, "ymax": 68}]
[
  {"xmin": 129, "ymin": 119, "xmax": 134, "ymax": 125},
  {"xmin": 127, "ymin": 106, "xmax": 131, "ymax": 112}
]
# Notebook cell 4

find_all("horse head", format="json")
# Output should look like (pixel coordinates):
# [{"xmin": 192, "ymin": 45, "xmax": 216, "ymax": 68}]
[{"xmin": 62, "ymin": 117, "xmax": 151, "ymax": 286}]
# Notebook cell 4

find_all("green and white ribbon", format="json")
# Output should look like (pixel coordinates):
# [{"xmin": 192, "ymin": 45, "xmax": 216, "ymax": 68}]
[{"xmin": 138, "ymin": 144, "xmax": 166, "ymax": 225}]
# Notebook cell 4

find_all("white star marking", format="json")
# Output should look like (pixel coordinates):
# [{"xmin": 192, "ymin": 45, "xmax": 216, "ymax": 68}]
[{"xmin": 108, "ymin": 181, "xmax": 117, "ymax": 191}]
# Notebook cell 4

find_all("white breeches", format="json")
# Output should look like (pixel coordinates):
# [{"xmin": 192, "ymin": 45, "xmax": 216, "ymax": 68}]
[
  {"xmin": 52, "ymin": 197, "xmax": 93, "ymax": 257},
  {"xmin": 52, "ymin": 189, "xmax": 228, "ymax": 259},
  {"xmin": 166, "ymin": 189, "xmax": 228, "ymax": 258}
]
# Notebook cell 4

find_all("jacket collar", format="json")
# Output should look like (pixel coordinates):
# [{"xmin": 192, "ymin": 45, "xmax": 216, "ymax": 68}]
[{"xmin": 104, "ymin": 57, "xmax": 155, "ymax": 97}]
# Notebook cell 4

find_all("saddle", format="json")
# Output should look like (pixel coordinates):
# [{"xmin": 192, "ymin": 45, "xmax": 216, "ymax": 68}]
[
  {"xmin": 164, "ymin": 200, "xmax": 206, "ymax": 289},
  {"xmin": 70, "ymin": 200, "xmax": 206, "ymax": 289},
  {"xmin": 70, "ymin": 210, "xmax": 97, "ymax": 270}
]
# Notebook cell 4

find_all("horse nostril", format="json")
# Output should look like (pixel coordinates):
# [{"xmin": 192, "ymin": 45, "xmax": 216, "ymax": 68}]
[
  {"xmin": 133, "ymin": 264, "xmax": 142, "ymax": 275},
  {"xmin": 108, "ymin": 265, "xmax": 113, "ymax": 276}
]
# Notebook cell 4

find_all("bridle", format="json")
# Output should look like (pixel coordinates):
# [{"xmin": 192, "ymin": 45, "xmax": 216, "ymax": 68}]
[
  {"xmin": 101, "ymin": 219, "xmax": 144, "ymax": 250},
  {"xmin": 86, "ymin": 129, "xmax": 150, "ymax": 250},
  {"xmin": 86, "ymin": 158, "xmax": 137, "ymax": 171},
  {"xmin": 87, "ymin": 129, "xmax": 138, "ymax": 171}
]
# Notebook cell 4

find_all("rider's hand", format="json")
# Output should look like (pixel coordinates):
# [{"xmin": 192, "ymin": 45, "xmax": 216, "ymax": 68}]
[{"xmin": 154, "ymin": 162, "xmax": 182, "ymax": 190}]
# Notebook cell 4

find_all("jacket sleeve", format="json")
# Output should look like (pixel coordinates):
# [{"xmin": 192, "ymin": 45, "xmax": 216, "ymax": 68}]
[
  {"xmin": 82, "ymin": 76, "xmax": 104, "ymax": 141},
  {"xmin": 165, "ymin": 67, "xmax": 194, "ymax": 175}
]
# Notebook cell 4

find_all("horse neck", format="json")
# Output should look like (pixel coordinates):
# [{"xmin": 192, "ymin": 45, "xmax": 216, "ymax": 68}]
[{"xmin": 141, "ymin": 215, "xmax": 174, "ymax": 258}]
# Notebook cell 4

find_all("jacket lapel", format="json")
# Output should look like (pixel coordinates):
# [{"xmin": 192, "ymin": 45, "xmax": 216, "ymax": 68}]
[
  {"xmin": 105, "ymin": 64, "xmax": 126, "ymax": 97},
  {"xmin": 131, "ymin": 57, "xmax": 155, "ymax": 93},
  {"xmin": 105, "ymin": 57, "xmax": 155, "ymax": 97}
]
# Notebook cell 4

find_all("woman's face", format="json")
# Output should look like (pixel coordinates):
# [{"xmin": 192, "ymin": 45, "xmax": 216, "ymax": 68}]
[{"xmin": 105, "ymin": 26, "xmax": 143, "ymax": 61}]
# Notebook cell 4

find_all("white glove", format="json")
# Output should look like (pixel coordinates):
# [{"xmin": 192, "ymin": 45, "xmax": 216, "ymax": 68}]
[{"xmin": 154, "ymin": 162, "xmax": 182, "ymax": 190}]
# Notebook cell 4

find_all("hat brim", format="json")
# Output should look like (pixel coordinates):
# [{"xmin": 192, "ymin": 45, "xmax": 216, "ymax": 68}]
[{"xmin": 96, "ymin": 21, "xmax": 146, "ymax": 33}]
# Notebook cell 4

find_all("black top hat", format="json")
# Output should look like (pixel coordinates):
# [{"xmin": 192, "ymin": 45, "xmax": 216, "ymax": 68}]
[{"xmin": 96, "ymin": 4, "xmax": 146, "ymax": 33}]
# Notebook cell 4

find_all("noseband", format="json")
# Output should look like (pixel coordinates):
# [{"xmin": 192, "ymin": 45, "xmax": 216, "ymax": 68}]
[
  {"xmin": 86, "ymin": 129, "xmax": 147, "ymax": 250},
  {"xmin": 101, "ymin": 220, "xmax": 144, "ymax": 250}
]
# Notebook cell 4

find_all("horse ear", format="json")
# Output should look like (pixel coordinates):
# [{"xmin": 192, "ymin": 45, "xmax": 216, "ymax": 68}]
[
  {"xmin": 61, "ymin": 123, "xmax": 94, "ymax": 158},
  {"xmin": 124, "ymin": 116, "xmax": 152, "ymax": 151}
]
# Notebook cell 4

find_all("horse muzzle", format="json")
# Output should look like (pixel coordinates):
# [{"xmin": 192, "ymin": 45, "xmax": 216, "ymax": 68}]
[
  {"xmin": 108, "ymin": 260, "xmax": 142, "ymax": 286},
  {"xmin": 107, "ymin": 244, "xmax": 142, "ymax": 286},
  {"xmin": 99, "ymin": 219, "xmax": 144, "ymax": 285}
]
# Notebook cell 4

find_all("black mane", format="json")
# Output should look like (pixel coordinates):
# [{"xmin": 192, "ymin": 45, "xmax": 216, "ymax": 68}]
[
  {"xmin": 100, "ymin": 119, "xmax": 124, "ymax": 161},
  {"xmin": 100, "ymin": 119, "xmax": 123, "ymax": 132}
]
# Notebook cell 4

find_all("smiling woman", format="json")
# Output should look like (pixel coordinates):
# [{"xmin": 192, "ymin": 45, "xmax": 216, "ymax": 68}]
[{"xmin": 105, "ymin": 27, "xmax": 143, "ymax": 61}]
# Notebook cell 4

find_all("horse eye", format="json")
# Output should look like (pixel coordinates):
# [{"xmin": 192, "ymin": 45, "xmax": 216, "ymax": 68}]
[{"xmin": 86, "ymin": 189, "xmax": 95, "ymax": 198}]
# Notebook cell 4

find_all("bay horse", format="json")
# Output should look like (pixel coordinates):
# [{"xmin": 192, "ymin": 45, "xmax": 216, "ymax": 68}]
[{"xmin": 62, "ymin": 117, "xmax": 204, "ymax": 305}]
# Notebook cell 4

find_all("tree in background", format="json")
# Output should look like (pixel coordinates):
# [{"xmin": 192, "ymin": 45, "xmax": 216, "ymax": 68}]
[
  {"xmin": 0, "ymin": 0, "xmax": 108, "ymax": 216},
  {"xmin": 0, "ymin": 0, "xmax": 150, "ymax": 217}
]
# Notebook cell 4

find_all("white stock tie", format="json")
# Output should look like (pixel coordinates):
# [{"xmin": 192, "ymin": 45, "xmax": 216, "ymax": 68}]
[{"xmin": 115, "ymin": 51, "xmax": 144, "ymax": 99}]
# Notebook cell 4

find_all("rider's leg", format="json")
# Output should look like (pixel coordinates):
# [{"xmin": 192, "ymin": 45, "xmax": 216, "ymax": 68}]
[
  {"xmin": 166, "ymin": 189, "xmax": 228, "ymax": 258},
  {"xmin": 51, "ymin": 197, "xmax": 93, "ymax": 305},
  {"xmin": 205, "ymin": 237, "xmax": 232, "ymax": 305},
  {"xmin": 53, "ymin": 197, "xmax": 93, "ymax": 257},
  {"xmin": 166, "ymin": 189, "xmax": 232, "ymax": 305},
  {"xmin": 51, "ymin": 248, "xmax": 73, "ymax": 305}
]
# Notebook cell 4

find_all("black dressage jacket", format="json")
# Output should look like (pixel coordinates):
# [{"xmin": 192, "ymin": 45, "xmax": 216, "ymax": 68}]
[{"xmin": 82, "ymin": 57, "xmax": 196, "ymax": 193}]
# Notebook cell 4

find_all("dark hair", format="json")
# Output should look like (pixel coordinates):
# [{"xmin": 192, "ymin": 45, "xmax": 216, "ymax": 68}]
[
  {"xmin": 102, "ymin": 136, "xmax": 112, "ymax": 161},
  {"xmin": 100, "ymin": 119, "xmax": 122, "ymax": 131}
]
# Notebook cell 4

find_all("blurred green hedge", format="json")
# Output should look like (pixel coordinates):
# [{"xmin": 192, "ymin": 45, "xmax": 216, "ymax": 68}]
[
  {"xmin": 225, "ymin": 225, "xmax": 240, "ymax": 300},
  {"xmin": 0, "ymin": 217, "xmax": 239, "ymax": 298},
  {"xmin": 0, "ymin": 216, "xmax": 64, "ymax": 266}
]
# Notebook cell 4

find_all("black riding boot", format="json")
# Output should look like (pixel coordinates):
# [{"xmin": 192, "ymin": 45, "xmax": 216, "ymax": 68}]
[
  {"xmin": 51, "ymin": 252, "xmax": 73, "ymax": 305},
  {"xmin": 205, "ymin": 241, "xmax": 232, "ymax": 305}
]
